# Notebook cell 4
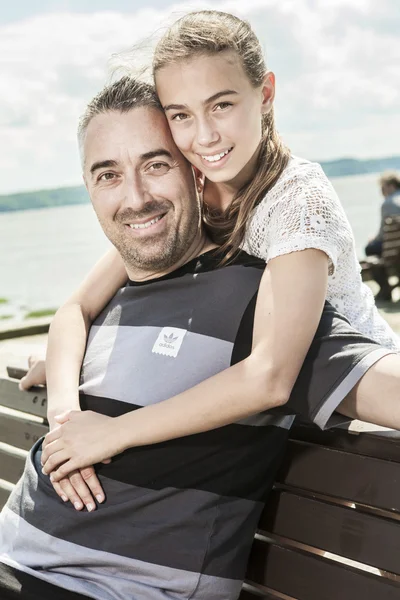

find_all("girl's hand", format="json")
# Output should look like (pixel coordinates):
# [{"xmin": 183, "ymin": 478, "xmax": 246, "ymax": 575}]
[{"xmin": 41, "ymin": 410, "xmax": 122, "ymax": 481}]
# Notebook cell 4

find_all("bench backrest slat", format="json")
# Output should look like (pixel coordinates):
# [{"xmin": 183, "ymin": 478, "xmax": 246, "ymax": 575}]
[
  {"xmin": 246, "ymin": 541, "xmax": 400, "ymax": 600},
  {"xmin": 0, "ymin": 412, "xmax": 48, "ymax": 451},
  {"xmin": 259, "ymin": 489, "xmax": 400, "ymax": 576},
  {"xmin": 239, "ymin": 588, "xmax": 283, "ymax": 599},
  {"xmin": 277, "ymin": 439, "xmax": 400, "ymax": 512},
  {"xmin": 290, "ymin": 424, "xmax": 400, "ymax": 462},
  {"xmin": 0, "ymin": 484, "xmax": 12, "ymax": 511},
  {"xmin": 0, "ymin": 446, "xmax": 26, "ymax": 484},
  {"xmin": 0, "ymin": 378, "xmax": 47, "ymax": 419}
]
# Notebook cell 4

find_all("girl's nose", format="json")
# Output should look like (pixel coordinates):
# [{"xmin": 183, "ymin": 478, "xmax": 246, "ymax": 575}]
[{"xmin": 196, "ymin": 117, "xmax": 220, "ymax": 147}]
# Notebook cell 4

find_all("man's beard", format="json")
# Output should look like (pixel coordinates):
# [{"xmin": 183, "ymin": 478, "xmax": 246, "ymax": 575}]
[{"xmin": 101, "ymin": 199, "xmax": 200, "ymax": 273}]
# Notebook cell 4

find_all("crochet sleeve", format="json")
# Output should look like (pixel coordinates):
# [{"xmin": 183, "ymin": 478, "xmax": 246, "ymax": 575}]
[{"xmin": 251, "ymin": 162, "xmax": 352, "ymax": 275}]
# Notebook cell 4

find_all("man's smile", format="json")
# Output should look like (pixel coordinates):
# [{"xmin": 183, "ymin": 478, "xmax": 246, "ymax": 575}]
[
  {"xmin": 124, "ymin": 212, "xmax": 168, "ymax": 235},
  {"xmin": 127, "ymin": 213, "xmax": 166, "ymax": 230}
]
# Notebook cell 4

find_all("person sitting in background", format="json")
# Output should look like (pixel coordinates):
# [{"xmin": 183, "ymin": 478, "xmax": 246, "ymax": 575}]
[{"xmin": 365, "ymin": 171, "xmax": 400, "ymax": 301}]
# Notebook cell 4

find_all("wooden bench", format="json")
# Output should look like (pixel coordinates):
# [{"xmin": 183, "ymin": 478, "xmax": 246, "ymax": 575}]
[
  {"xmin": 361, "ymin": 215, "xmax": 400, "ymax": 299},
  {"xmin": 1, "ymin": 369, "xmax": 400, "ymax": 599}
]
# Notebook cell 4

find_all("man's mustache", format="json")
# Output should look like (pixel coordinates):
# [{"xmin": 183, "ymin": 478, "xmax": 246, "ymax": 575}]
[{"xmin": 116, "ymin": 201, "xmax": 172, "ymax": 224}]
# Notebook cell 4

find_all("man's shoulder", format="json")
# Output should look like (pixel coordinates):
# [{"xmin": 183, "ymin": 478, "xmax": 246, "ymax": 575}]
[{"xmin": 197, "ymin": 249, "xmax": 266, "ymax": 273}]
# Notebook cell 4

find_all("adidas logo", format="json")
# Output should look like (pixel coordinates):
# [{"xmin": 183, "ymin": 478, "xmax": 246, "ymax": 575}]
[
  {"xmin": 160, "ymin": 332, "xmax": 179, "ymax": 349},
  {"xmin": 152, "ymin": 327, "xmax": 187, "ymax": 358},
  {"xmin": 164, "ymin": 333, "xmax": 179, "ymax": 343}
]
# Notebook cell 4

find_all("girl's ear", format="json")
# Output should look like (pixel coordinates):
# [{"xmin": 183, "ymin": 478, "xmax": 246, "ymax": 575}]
[
  {"xmin": 261, "ymin": 71, "xmax": 275, "ymax": 114},
  {"xmin": 192, "ymin": 166, "xmax": 205, "ymax": 195}
]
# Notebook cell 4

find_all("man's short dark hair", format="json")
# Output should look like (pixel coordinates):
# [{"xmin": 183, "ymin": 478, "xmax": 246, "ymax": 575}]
[
  {"xmin": 379, "ymin": 171, "xmax": 400, "ymax": 190},
  {"xmin": 78, "ymin": 76, "xmax": 161, "ymax": 162}
]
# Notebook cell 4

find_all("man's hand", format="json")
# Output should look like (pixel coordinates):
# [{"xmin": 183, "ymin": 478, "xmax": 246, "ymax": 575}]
[
  {"xmin": 19, "ymin": 355, "xmax": 46, "ymax": 390},
  {"xmin": 41, "ymin": 410, "xmax": 123, "ymax": 481},
  {"xmin": 17, "ymin": 358, "xmax": 108, "ymax": 509},
  {"xmin": 51, "ymin": 467, "xmax": 106, "ymax": 512}
]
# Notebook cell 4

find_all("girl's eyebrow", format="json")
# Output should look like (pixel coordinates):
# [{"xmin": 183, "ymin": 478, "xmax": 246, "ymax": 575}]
[{"xmin": 163, "ymin": 90, "xmax": 238, "ymax": 111}]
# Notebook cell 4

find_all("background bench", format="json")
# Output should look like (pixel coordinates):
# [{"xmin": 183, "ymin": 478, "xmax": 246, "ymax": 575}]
[
  {"xmin": 1, "ymin": 369, "xmax": 400, "ymax": 599},
  {"xmin": 361, "ymin": 215, "xmax": 400, "ymax": 299}
]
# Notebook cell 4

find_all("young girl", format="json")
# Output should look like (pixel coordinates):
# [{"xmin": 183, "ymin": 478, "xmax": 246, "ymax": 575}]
[{"xmin": 24, "ymin": 10, "xmax": 400, "ymax": 510}]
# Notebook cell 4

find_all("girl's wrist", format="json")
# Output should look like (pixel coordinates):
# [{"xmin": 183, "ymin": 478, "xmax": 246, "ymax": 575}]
[
  {"xmin": 47, "ymin": 395, "xmax": 80, "ymax": 420},
  {"xmin": 113, "ymin": 414, "xmax": 135, "ymax": 454}
]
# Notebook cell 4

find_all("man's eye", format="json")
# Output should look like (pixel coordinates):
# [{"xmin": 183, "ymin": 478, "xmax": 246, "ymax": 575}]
[
  {"xmin": 215, "ymin": 102, "xmax": 232, "ymax": 111},
  {"xmin": 147, "ymin": 162, "xmax": 170, "ymax": 173},
  {"xmin": 98, "ymin": 172, "xmax": 116, "ymax": 181},
  {"xmin": 171, "ymin": 113, "xmax": 188, "ymax": 122}
]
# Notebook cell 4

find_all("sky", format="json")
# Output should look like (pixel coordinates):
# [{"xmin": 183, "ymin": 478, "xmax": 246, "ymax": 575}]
[{"xmin": 1, "ymin": 0, "xmax": 399, "ymax": 195}]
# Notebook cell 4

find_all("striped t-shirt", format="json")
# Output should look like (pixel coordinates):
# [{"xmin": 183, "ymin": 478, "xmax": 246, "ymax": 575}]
[{"xmin": 0, "ymin": 249, "xmax": 389, "ymax": 600}]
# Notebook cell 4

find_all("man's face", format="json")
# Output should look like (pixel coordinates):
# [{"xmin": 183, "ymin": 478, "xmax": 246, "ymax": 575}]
[
  {"xmin": 83, "ymin": 107, "xmax": 201, "ymax": 275},
  {"xmin": 381, "ymin": 183, "xmax": 396, "ymax": 198}
]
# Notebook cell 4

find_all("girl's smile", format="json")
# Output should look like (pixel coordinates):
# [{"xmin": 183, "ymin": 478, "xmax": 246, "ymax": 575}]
[{"xmin": 198, "ymin": 146, "xmax": 233, "ymax": 169}]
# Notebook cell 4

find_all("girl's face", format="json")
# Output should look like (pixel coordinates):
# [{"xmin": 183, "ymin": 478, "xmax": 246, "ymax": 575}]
[{"xmin": 155, "ymin": 51, "xmax": 274, "ymax": 188}]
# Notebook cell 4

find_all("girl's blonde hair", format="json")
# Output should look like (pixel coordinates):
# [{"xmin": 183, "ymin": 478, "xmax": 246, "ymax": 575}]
[{"xmin": 153, "ymin": 10, "xmax": 290, "ymax": 259}]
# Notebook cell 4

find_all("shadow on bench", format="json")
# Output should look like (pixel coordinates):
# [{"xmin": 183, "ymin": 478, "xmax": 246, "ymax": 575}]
[{"xmin": 1, "ymin": 370, "xmax": 400, "ymax": 599}]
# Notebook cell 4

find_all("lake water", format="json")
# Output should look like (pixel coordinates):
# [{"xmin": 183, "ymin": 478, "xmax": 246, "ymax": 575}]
[{"xmin": 1, "ymin": 172, "xmax": 382, "ymax": 313}]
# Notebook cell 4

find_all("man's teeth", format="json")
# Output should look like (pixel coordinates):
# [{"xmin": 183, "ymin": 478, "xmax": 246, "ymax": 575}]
[
  {"xmin": 201, "ymin": 149, "xmax": 230, "ymax": 163},
  {"xmin": 129, "ymin": 215, "xmax": 163, "ymax": 230}
]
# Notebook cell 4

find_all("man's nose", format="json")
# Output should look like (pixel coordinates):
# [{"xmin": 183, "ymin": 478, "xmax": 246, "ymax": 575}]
[
  {"xmin": 196, "ymin": 116, "xmax": 220, "ymax": 147},
  {"xmin": 120, "ymin": 177, "xmax": 149, "ymax": 211}
]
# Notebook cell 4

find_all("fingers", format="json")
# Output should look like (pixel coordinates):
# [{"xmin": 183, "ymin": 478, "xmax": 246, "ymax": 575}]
[
  {"xmin": 52, "ymin": 472, "xmax": 97, "ymax": 511},
  {"xmin": 64, "ymin": 471, "xmax": 98, "ymax": 511},
  {"xmin": 54, "ymin": 410, "xmax": 75, "ymax": 425},
  {"xmin": 42, "ymin": 447, "xmax": 70, "ymax": 475},
  {"xmin": 51, "ymin": 479, "xmax": 70, "ymax": 503},
  {"xmin": 52, "ymin": 477, "xmax": 87, "ymax": 511},
  {"xmin": 49, "ymin": 468, "xmax": 105, "ymax": 511},
  {"xmin": 79, "ymin": 467, "xmax": 105, "ymax": 504},
  {"xmin": 28, "ymin": 355, "xmax": 38, "ymax": 368},
  {"xmin": 41, "ymin": 438, "xmax": 63, "ymax": 467},
  {"xmin": 19, "ymin": 357, "xmax": 46, "ymax": 391},
  {"xmin": 50, "ymin": 459, "xmax": 78, "ymax": 482}
]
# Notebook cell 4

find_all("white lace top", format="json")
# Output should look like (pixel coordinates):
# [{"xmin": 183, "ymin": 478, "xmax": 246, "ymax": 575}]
[{"xmin": 242, "ymin": 156, "xmax": 400, "ymax": 351}]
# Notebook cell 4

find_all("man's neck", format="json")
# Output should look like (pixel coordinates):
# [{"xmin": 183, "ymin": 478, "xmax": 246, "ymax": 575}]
[{"xmin": 126, "ymin": 232, "xmax": 218, "ymax": 283}]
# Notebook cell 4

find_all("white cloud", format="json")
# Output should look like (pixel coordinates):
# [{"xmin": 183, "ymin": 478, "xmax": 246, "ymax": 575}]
[{"xmin": 0, "ymin": 0, "xmax": 399, "ymax": 194}]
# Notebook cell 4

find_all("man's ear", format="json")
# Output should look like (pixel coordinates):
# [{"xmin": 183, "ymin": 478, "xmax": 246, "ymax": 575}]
[
  {"xmin": 260, "ymin": 71, "xmax": 275, "ymax": 114},
  {"xmin": 192, "ymin": 166, "xmax": 205, "ymax": 196}
]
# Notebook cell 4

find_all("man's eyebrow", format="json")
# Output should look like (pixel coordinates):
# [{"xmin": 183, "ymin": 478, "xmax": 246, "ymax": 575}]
[
  {"xmin": 140, "ymin": 149, "xmax": 173, "ymax": 161},
  {"xmin": 163, "ymin": 90, "xmax": 238, "ymax": 111},
  {"xmin": 90, "ymin": 159, "xmax": 118, "ymax": 175}
]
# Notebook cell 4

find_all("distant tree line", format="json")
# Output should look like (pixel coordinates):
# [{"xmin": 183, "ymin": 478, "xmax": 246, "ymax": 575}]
[
  {"xmin": 0, "ymin": 186, "xmax": 89, "ymax": 212},
  {"xmin": 320, "ymin": 156, "xmax": 400, "ymax": 178}
]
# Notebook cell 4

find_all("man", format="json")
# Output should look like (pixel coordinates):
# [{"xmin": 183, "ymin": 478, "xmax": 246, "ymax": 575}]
[
  {"xmin": 365, "ymin": 171, "xmax": 400, "ymax": 300},
  {"xmin": 0, "ymin": 77, "xmax": 392, "ymax": 600}
]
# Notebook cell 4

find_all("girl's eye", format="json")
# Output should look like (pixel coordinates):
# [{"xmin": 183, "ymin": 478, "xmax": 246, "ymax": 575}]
[{"xmin": 171, "ymin": 113, "xmax": 188, "ymax": 122}]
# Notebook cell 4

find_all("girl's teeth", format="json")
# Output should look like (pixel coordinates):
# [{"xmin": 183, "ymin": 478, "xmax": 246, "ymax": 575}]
[
  {"xmin": 202, "ymin": 149, "xmax": 230, "ymax": 163},
  {"xmin": 129, "ymin": 215, "xmax": 162, "ymax": 230}
]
